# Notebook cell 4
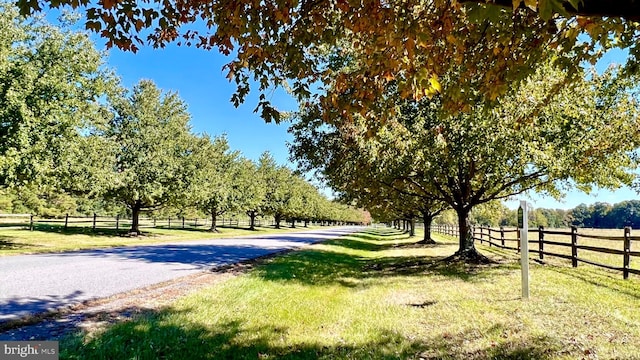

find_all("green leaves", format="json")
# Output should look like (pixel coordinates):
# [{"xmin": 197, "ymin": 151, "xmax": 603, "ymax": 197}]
[
  {"xmin": 0, "ymin": 2, "xmax": 115, "ymax": 190},
  {"xmin": 291, "ymin": 61, "xmax": 640, "ymax": 246},
  {"xmin": 96, "ymin": 80, "xmax": 198, "ymax": 214}
]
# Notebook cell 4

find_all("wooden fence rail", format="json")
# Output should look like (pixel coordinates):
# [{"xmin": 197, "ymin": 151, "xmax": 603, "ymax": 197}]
[
  {"xmin": 432, "ymin": 225, "xmax": 639, "ymax": 279},
  {"xmin": 0, "ymin": 213, "xmax": 330, "ymax": 232}
]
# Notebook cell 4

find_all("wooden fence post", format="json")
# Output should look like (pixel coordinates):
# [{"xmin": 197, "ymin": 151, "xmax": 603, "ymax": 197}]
[
  {"xmin": 116, "ymin": 215, "xmax": 119, "ymax": 230},
  {"xmin": 539, "ymin": 225, "xmax": 544, "ymax": 260},
  {"xmin": 571, "ymin": 226, "xmax": 578, "ymax": 267},
  {"xmin": 479, "ymin": 227, "xmax": 484, "ymax": 244},
  {"xmin": 64, "ymin": 213, "xmax": 69, "ymax": 230},
  {"xmin": 488, "ymin": 228, "xmax": 495, "ymax": 247},
  {"xmin": 517, "ymin": 227, "xmax": 520, "ymax": 253},
  {"xmin": 623, "ymin": 227, "xmax": 631, "ymax": 279},
  {"xmin": 500, "ymin": 226, "xmax": 505, "ymax": 248},
  {"xmin": 92, "ymin": 213, "xmax": 97, "ymax": 230}
]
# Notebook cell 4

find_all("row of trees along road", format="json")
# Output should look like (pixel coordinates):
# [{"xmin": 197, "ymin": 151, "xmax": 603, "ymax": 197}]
[
  {"xmin": 290, "ymin": 63, "xmax": 640, "ymax": 262},
  {"xmin": 0, "ymin": 5, "xmax": 368, "ymax": 234},
  {"xmin": 10, "ymin": 1, "xmax": 640, "ymax": 257}
]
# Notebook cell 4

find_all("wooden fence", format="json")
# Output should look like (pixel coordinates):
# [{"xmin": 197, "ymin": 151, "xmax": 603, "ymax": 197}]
[
  {"xmin": 0, "ymin": 213, "xmax": 320, "ymax": 231},
  {"xmin": 432, "ymin": 225, "xmax": 639, "ymax": 279},
  {"xmin": 432, "ymin": 224, "xmax": 460, "ymax": 238}
]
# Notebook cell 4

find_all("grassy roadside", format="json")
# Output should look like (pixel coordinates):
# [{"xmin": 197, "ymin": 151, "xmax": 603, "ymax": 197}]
[
  {"xmin": 0, "ymin": 225, "xmax": 330, "ymax": 256},
  {"xmin": 58, "ymin": 228, "xmax": 640, "ymax": 359}
]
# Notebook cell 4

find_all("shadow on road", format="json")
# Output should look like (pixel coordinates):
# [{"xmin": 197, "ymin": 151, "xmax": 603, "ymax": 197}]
[{"xmin": 0, "ymin": 291, "xmax": 86, "ymax": 324}]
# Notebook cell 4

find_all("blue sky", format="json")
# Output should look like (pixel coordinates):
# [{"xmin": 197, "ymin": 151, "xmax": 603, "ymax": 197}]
[
  {"xmin": 105, "ymin": 44, "xmax": 298, "ymax": 167},
  {"xmin": 99, "ymin": 32, "xmax": 638, "ymax": 211}
]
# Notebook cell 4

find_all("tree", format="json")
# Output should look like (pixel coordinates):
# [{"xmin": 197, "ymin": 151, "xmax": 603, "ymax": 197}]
[
  {"xmin": 258, "ymin": 153, "xmax": 309, "ymax": 229},
  {"xmin": 470, "ymin": 201, "xmax": 509, "ymax": 227},
  {"xmin": 97, "ymin": 80, "xmax": 198, "ymax": 234},
  {"xmin": 236, "ymin": 158, "xmax": 266, "ymax": 230},
  {"xmin": 17, "ymin": 0, "xmax": 640, "ymax": 124},
  {"xmin": 0, "ymin": 3, "xmax": 113, "ymax": 189},
  {"xmin": 189, "ymin": 134, "xmax": 239, "ymax": 232},
  {"xmin": 606, "ymin": 200, "xmax": 640, "ymax": 228},
  {"xmin": 282, "ymin": 176, "xmax": 315, "ymax": 228},
  {"xmin": 292, "ymin": 64, "xmax": 640, "ymax": 262},
  {"xmin": 296, "ymin": 181, "xmax": 323, "ymax": 227},
  {"xmin": 570, "ymin": 203, "xmax": 591, "ymax": 227},
  {"xmin": 590, "ymin": 202, "xmax": 612, "ymax": 228}
]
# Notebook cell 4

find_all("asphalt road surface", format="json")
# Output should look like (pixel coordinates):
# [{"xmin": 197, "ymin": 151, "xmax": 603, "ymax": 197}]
[{"xmin": 0, "ymin": 227, "xmax": 361, "ymax": 322}]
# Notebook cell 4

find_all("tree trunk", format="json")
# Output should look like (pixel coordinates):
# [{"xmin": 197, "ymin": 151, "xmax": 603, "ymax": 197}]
[
  {"xmin": 447, "ymin": 206, "xmax": 491, "ymax": 263},
  {"xmin": 418, "ymin": 212, "xmax": 436, "ymax": 244},
  {"xmin": 210, "ymin": 209, "xmax": 218, "ymax": 232},
  {"xmin": 409, "ymin": 218, "xmax": 416, "ymax": 237},
  {"xmin": 248, "ymin": 211, "xmax": 256, "ymax": 230},
  {"xmin": 274, "ymin": 213, "xmax": 281, "ymax": 229},
  {"xmin": 130, "ymin": 200, "xmax": 142, "ymax": 235},
  {"xmin": 290, "ymin": 218, "xmax": 296, "ymax": 228},
  {"xmin": 304, "ymin": 220, "xmax": 308, "ymax": 227}
]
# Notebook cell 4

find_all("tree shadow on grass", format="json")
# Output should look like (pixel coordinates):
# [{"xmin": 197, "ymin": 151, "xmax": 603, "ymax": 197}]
[
  {"xmin": 347, "ymin": 228, "xmax": 407, "ymax": 240},
  {"xmin": 322, "ymin": 230, "xmax": 417, "ymax": 253},
  {"xmin": 27, "ymin": 224, "xmax": 131, "ymax": 238},
  {"xmin": 0, "ymin": 237, "xmax": 33, "ymax": 250},
  {"xmin": 255, "ymin": 239, "xmax": 514, "ymax": 287},
  {"xmin": 365, "ymin": 254, "xmax": 517, "ymax": 282},
  {"xmin": 255, "ymin": 250, "xmax": 370, "ymax": 287},
  {"xmin": 254, "ymin": 230, "xmax": 519, "ymax": 286},
  {"xmin": 323, "ymin": 237, "xmax": 395, "ymax": 252},
  {"xmin": 57, "ymin": 305, "xmax": 564, "ymax": 360}
]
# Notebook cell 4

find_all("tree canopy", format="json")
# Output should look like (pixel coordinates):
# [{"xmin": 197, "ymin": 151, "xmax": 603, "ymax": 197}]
[
  {"xmin": 95, "ymin": 80, "xmax": 200, "ymax": 234},
  {"xmin": 0, "ymin": 3, "xmax": 114, "ymax": 189},
  {"xmin": 291, "ymin": 63, "xmax": 640, "ymax": 260},
  {"xmin": 15, "ymin": 0, "xmax": 640, "ymax": 123}
]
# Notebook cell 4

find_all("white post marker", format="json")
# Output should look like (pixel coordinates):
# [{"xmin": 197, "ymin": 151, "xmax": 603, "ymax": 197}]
[{"xmin": 518, "ymin": 200, "xmax": 530, "ymax": 299}]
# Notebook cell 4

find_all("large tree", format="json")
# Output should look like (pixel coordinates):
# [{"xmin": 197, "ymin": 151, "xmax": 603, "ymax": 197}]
[
  {"xmin": 0, "ymin": 3, "xmax": 113, "ymax": 189},
  {"xmin": 16, "ymin": 0, "xmax": 640, "ymax": 124},
  {"xmin": 98, "ymin": 80, "xmax": 198, "ymax": 234},
  {"xmin": 292, "ymin": 64, "xmax": 640, "ymax": 261},
  {"xmin": 189, "ymin": 134, "xmax": 239, "ymax": 232}
]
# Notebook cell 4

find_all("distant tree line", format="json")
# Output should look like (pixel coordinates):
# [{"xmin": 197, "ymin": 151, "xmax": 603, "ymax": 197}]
[{"xmin": 432, "ymin": 200, "xmax": 640, "ymax": 229}]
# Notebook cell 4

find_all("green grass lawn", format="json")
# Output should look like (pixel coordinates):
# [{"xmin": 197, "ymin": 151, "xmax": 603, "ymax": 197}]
[
  {"xmin": 59, "ymin": 228, "xmax": 640, "ymax": 359},
  {"xmin": 0, "ymin": 224, "xmax": 327, "ymax": 256}
]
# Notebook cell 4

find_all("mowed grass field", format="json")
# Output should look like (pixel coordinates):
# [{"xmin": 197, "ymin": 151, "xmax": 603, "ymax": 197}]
[
  {"xmin": 59, "ymin": 228, "xmax": 640, "ymax": 360},
  {"xmin": 0, "ymin": 223, "xmax": 327, "ymax": 256}
]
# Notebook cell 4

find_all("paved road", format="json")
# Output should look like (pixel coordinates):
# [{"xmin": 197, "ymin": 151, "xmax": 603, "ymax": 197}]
[{"xmin": 0, "ymin": 227, "xmax": 361, "ymax": 322}]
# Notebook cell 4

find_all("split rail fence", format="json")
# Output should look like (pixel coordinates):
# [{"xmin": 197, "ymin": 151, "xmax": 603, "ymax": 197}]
[
  {"xmin": 0, "ymin": 213, "xmax": 321, "ymax": 231},
  {"xmin": 432, "ymin": 225, "xmax": 639, "ymax": 279}
]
